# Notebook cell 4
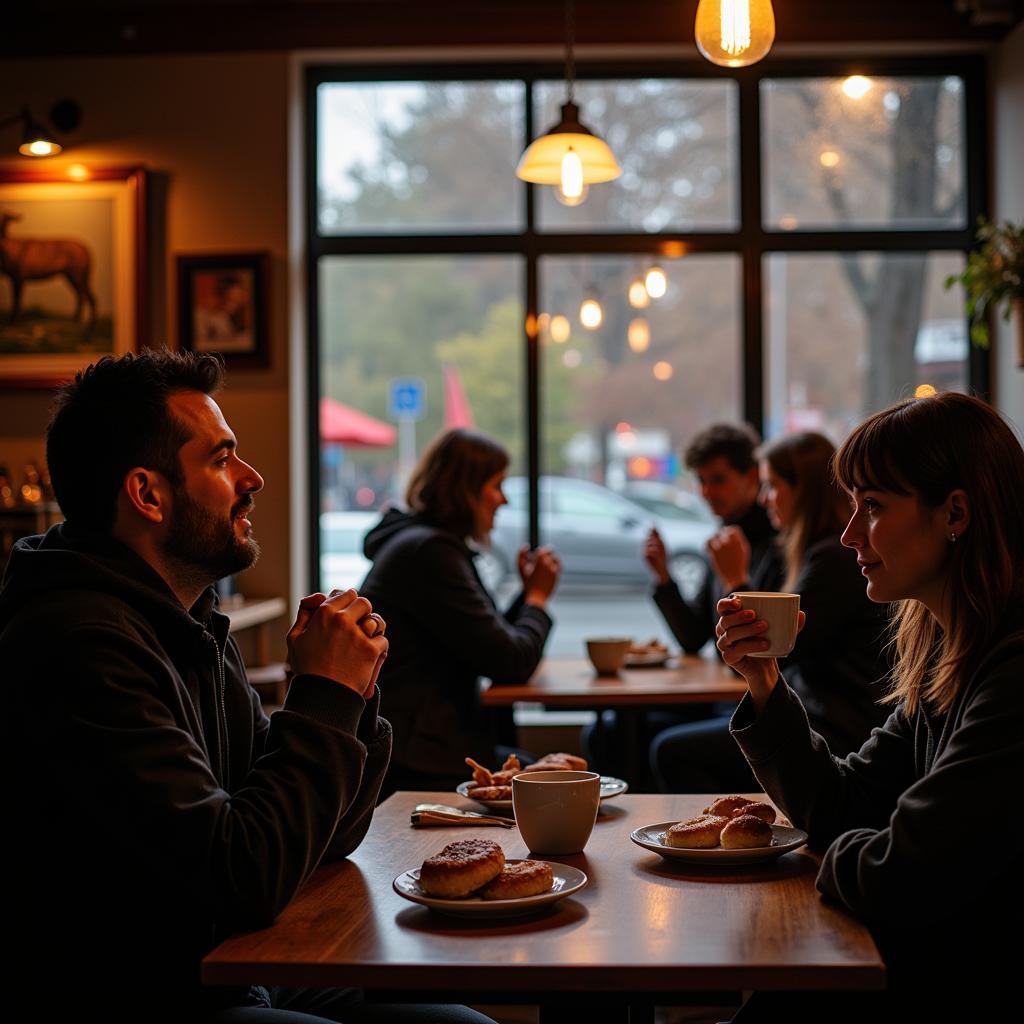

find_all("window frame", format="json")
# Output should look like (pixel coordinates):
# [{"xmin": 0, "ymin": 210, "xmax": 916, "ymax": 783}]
[{"xmin": 305, "ymin": 55, "xmax": 988, "ymax": 584}]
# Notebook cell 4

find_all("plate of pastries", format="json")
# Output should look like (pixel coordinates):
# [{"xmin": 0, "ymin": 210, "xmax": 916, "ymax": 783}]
[
  {"xmin": 630, "ymin": 795, "xmax": 808, "ymax": 865},
  {"xmin": 393, "ymin": 838, "xmax": 588, "ymax": 918},
  {"xmin": 623, "ymin": 638, "xmax": 671, "ymax": 668},
  {"xmin": 457, "ymin": 753, "xmax": 628, "ymax": 810}
]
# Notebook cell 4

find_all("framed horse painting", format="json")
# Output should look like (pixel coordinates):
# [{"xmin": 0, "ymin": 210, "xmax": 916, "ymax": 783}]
[{"xmin": 0, "ymin": 166, "xmax": 147, "ymax": 389}]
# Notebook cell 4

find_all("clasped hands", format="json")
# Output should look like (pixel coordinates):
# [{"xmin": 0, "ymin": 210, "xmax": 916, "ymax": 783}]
[{"xmin": 287, "ymin": 589, "xmax": 388, "ymax": 699}]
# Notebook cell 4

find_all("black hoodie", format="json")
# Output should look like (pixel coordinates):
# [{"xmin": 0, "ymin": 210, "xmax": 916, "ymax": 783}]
[
  {"xmin": 360, "ymin": 509, "xmax": 551, "ymax": 787},
  {"xmin": 0, "ymin": 524, "xmax": 391, "ymax": 1020}
]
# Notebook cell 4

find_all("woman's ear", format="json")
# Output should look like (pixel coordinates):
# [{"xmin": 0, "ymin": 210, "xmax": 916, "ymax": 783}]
[{"xmin": 946, "ymin": 488, "xmax": 970, "ymax": 539}]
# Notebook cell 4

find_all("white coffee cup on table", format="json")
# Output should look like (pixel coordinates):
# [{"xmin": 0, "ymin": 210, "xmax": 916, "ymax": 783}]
[
  {"xmin": 512, "ymin": 770, "xmax": 600, "ymax": 854},
  {"xmin": 730, "ymin": 591, "xmax": 801, "ymax": 658}
]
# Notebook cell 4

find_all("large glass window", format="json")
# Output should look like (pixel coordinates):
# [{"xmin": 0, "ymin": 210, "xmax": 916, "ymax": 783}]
[{"xmin": 309, "ymin": 61, "xmax": 984, "ymax": 655}]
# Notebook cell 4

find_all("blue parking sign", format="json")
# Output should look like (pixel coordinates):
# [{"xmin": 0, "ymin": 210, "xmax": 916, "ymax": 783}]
[{"xmin": 389, "ymin": 377, "xmax": 426, "ymax": 420}]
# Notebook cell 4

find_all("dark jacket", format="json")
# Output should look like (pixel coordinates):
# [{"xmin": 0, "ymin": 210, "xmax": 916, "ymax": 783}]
[
  {"xmin": 652, "ymin": 501, "xmax": 784, "ymax": 653},
  {"xmin": 360, "ymin": 509, "xmax": 551, "ymax": 784},
  {"xmin": 731, "ymin": 612, "xmax": 1024, "ymax": 1010},
  {"xmin": 778, "ymin": 534, "xmax": 892, "ymax": 754},
  {"xmin": 0, "ymin": 525, "xmax": 391, "ymax": 1020}
]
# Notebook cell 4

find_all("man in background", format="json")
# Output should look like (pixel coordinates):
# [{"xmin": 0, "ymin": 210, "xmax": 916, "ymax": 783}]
[{"xmin": 646, "ymin": 422, "xmax": 784, "ymax": 653}]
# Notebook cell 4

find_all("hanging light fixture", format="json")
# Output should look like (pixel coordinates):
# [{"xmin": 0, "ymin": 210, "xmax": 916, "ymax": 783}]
[
  {"xmin": 628, "ymin": 277, "xmax": 650, "ymax": 309},
  {"xmin": 580, "ymin": 296, "xmax": 603, "ymax": 329},
  {"xmin": 694, "ymin": 0, "xmax": 776, "ymax": 69},
  {"xmin": 645, "ymin": 266, "xmax": 668, "ymax": 299},
  {"xmin": 516, "ymin": 0, "xmax": 621, "ymax": 204},
  {"xmin": 627, "ymin": 317, "xmax": 651, "ymax": 353},
  {"xmin": 0, "ymin": 100, "xmax": 81, "ymax": 158}
]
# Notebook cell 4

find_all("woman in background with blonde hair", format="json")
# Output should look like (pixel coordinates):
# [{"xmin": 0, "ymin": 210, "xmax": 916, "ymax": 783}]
[
  {"xmin": 719, "ymin": 393, "xmax": 1024, "ymax": 1018},
  {"xmin": 651, "ymin": 431, "xmax": 890, "ymax": 792}
]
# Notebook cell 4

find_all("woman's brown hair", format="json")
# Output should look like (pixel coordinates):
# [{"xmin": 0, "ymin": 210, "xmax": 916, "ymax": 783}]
[
  {"xmin": 757, "ymin": 432, "xmax": 850, "ymax": 592},
  {"xmin": 405, "ymin": 428, "xmax": 509, "ymax": 541},
  {"xmin": 833, "ymin": 392, "xmax": 1024, "ymax": 715}
]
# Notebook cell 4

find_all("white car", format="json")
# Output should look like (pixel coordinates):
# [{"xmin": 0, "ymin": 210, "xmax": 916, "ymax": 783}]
[
  {"xmin": 490, "ymin": 476, "xmax": 715, "ymax": 599},
  {"xmin": 319, "ymin": 510, "xmax": 377, "ymax": 592}
]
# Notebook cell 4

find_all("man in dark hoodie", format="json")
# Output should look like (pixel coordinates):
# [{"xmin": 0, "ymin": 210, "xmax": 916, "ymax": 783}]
[
  {"xmin": 645, "ymin": 422, "xmax": 784, "ymax": 652},
  {"xmin": 0, "ymin": 351, "xmax": 490, "ymax": 1024}
]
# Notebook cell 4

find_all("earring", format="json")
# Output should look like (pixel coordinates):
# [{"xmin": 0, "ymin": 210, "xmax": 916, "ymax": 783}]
[{"xmin": 949, "ymin": 532, "xmax": 957, "ymax": 543}]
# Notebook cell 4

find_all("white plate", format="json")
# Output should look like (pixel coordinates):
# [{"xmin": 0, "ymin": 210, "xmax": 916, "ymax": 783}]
[
  {"xmin": 623, "ymin": 651, "xmax": 670, "ymax": 668},
  {"xmin": 457, "ymin": 776, "xmax": 628, "ymax": 811},
  {"xmin": 630, "ymin": 821, "xmax": 808, "ymax": 865},
  {"xmin": 393, "ymin": 860, "xmax": 588, "ymax": 918}
]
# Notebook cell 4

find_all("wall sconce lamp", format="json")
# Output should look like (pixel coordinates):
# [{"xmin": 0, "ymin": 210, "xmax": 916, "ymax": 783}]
[{"xmin": 0, "ymin": 100, "xmax": 82, "ymax": 157}]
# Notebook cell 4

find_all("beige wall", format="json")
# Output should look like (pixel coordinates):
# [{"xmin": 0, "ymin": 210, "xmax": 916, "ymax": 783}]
[
  {"xmin": 0, "ymin": 53, "xmax": 292, "ymax": 651},
  {"xmin": 992, "ymin": 22, "xmax": 1024, "ymax": 432}
]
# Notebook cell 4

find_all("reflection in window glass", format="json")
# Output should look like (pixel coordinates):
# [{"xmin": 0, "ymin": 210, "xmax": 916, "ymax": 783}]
[
  {"xmin": 317, "ymin": 81, "xmax": 525, "ymax": 233},
  {"xmin": 317, "ymin": 255, "xmax": 524, "ymax": 589},
  {"xmin": 763, "ymin": 252, "xmax": 968, "ymax": 441},
  {"xmin": 762, "ymin": 77, "xmax": 965, "ymax": 230},
  {"xmin": 528, "ymin": 254, "xmax": 739, "ymax": 654},
  {"xmin": 535, "ymin": 79, "xmax": 738, "ymax": 232}
]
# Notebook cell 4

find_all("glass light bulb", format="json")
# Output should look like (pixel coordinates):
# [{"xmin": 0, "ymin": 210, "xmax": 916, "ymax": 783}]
[
  {"xmin": 560, "ymin": 148, "xmax": 584, "ymax": 200},
  {"xmin": 842, "ymin": 75, "xmax": 873, "ymax": 100},
  {"xmin": 580, "ymin": 299, "xmax": 603, "ymax": 329},
  {"xmin": 553, "ymin": 181, "xmax": 589, "ymax": 207},
  {"xmin": 915, "ymin": 383, "xmax": 937, "ymax": 398},
  {"xmin": 645, "ymin": 266, "xmax": 667, "ymax": 299},
  {"xmin": 628, "ymin": 318, "xmax": 650, "ymax": 353},
  {"xmin": 653, "ymin": 361, "xmax": 674, "ymax": 381},
  {"xmin": 21, "ymin": 139, "xmax": 59, "ymax": 157},
  {"xmin": 628, "ymin": 278, "xmax": 650, "ymax": 308},
  {"xmin": 550, "ymin": 315, "xmax": 571, "ymax": 344},
  {"xmin": 694, "ymin": 0, "xmax": 775, "ymax": 68}
]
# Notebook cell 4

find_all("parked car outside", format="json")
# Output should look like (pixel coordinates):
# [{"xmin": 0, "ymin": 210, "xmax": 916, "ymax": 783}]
[
  {"xmin": 489, "ymin": 476, "xmax": 715, "ymax": 599},
  {"xmin": 319, "ymin": 510, "xmax": 377, "ymax": 592},
  {"xmin": 620, "ymin": 481, "xmax": 714, "ymax": 525}
]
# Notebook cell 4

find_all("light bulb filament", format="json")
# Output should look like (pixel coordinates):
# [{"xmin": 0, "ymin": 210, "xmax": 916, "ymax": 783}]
[
  {"xmin": 561, "ymin": 148, "xmax": 583, "ymax": 200},
  {"xmin": 721, "ymin": 0, "xmax": 751, "ymax": 56}
]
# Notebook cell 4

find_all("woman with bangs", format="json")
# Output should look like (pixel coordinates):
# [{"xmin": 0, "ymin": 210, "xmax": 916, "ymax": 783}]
[
  {"xmin": 717, "ymin": 393, "xmax": 1024, "ymax": 1018},
  {"xmin": 651, "ymin": 431, "xmax": 890, "ymax": 793}
]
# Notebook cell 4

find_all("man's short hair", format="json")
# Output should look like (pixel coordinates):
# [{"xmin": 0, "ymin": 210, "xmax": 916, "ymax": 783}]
[
  {"xmin": 46, "ymin": 349, "xmax": 225, "ymax": 533},
  {"xmin": 684, "ymin": 422, "xmax": 762, "ymax": 474}
]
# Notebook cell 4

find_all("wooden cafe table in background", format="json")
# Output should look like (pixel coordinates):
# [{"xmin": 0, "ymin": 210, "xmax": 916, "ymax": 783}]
[
  {"xmin": 203, "ymin": 792, "xmax": 885, "ymax": 1023},
  {"xmin": 482, "ymin": 655, "xmax": 749, "ymax": 788}
]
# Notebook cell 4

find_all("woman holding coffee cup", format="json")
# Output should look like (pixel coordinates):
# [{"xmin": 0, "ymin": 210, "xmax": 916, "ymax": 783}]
[
  {"xmin": 719, "ymin": 394, "xmax": 1024, "ymax": 1019},
  {"xmin": 651, "ymin": 432, "xmax": 890, "ymax": 792},
  {"xmin": 360, "ymin": 428, "xmax": 561, "ymax": 797}
]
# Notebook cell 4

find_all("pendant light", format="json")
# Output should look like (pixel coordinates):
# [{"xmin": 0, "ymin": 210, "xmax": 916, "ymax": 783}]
[
  {"xmin": 516, "ymin": 0, "xmax": 621, "ymax": 203},
  {"xmin": 694, "ymin": 0, "xmax": 776, "ymax": 69}
]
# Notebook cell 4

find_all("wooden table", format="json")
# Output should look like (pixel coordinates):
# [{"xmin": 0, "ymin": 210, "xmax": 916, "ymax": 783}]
[
  {"xmin": 482, "ymin": 656, "xmax": 748, "ymax": 788},
  {"xmin": 203, "ymin": 792, "xmax": 885, "ymax": 1020}
]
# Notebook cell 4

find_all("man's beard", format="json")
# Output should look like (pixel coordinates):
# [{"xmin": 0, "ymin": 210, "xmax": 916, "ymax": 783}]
[{"xmin": 163, "ymin": 487, "xmax": 261, "ymax": 588}]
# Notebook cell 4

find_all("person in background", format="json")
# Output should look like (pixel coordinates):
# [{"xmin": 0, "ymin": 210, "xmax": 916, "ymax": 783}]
[
  {"xmin": 360, "ymin": 428, "xmax": 561, "ymax": 796},
  {"xmin": 651, "ymin": 432, "xmax": 891, "ymax": 792},
  {"xmin": 645, "ymin": 422, "xmax": 784, "ymax": 654},
  {"xmin": 720, "ymin": 393, "xmax": 1024, "ymax": 1019},
  {"xmin": 1, "ymin": 350, "xmax": 492, "ymax": 1024}
]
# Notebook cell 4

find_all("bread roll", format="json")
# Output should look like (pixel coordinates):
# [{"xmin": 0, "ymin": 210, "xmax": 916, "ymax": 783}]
[
  {"xmin": 720, "ymin": 814, "xmax": 773, "ymax": 849},
  {"xmin": 664, "ymin": 814, "xmax": 730, "ymax": 849},
  {"xmin": 419, "ymin": 839, "xmax": 505, "ymax": 898}
]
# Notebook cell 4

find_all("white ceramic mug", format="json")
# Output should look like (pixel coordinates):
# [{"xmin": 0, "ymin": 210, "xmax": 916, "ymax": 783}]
[
  {"xmin": 512, "ymin": 770, "xmax": 601, "ymax": 854},
  {"xmin": 730, "ymin": 591, "xmax": 801, "ymax": 658}
]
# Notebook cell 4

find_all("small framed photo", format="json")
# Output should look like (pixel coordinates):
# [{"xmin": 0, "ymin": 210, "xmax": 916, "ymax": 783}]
[{"xmin": 176, "ymin": 252, "xmax": 269, "ymax": 369}]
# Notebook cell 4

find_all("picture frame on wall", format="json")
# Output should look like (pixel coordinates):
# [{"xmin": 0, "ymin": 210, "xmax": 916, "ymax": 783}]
[
  {"xmin": 0, "ymin": 166, "xmax": 147, "ymax": 389},
  {"xmin": 177, "ymin": 252, "xmax": 269, "ymax": 370}
]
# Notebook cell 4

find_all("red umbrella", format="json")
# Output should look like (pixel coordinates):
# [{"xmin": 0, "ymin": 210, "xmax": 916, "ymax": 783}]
[
  {"xmin": 319, "ymin": 397, "xmax": 396, "ymax": 447},
  {"xmin": 443, "ymin": 362, "xmax": 474, "ymax": 429}
]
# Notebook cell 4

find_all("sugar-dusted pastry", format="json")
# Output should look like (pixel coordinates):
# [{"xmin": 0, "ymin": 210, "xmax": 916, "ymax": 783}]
[
  {"xmin": 664, "ymin": 814, "xmax": 730, "ymax": 849},
  {"xmin": 720, "ymin": 814, "xmax": 773, "ymax": 849},
  {"xmin": 478, "ymin": 859, "xmax": 554, "ymax": 900}
]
